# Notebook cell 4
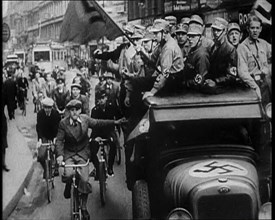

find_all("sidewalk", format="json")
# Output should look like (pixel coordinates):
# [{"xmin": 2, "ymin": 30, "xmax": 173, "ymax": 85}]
[{"xmin": 2, "ymin": 119, "xmax": 35, "ymax": 220}]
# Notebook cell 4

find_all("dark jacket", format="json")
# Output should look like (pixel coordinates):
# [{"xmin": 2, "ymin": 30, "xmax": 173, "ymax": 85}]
[
  {"xmin": 209, "ymin": 37, "xmax": 237, "ymax": 84},
  {"xmin": 3, "ymin": 77, "xmax": 17, "ymax": 109},
  {"xmin": 56, "ymin": 114, "xmax": 115, "ymax": 160},
  {"xmin": 36, "ymin": 108, "xmax": 61, "ymax": 141},
  {"xmin": 90, "ymin": 102, "xmax": 122, "ymax": 139}
]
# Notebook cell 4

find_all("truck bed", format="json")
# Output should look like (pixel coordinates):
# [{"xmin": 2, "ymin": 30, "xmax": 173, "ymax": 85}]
[{"xmin": 144, "ymin": 87, "xmax": 264, "ymax": 122}]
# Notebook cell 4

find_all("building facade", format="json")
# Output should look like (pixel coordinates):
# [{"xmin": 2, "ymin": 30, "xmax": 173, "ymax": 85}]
[{"xmin": 3, "ymin": 0, "xmax": 128, "ymax": 59}]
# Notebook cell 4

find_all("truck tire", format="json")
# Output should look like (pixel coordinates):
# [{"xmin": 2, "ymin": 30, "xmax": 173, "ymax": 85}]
[{"xmin": 132, "ymin": 180, "xmax": 151, "ymax": 220}]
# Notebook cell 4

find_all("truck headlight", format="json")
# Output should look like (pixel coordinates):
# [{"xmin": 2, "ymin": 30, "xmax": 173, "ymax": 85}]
[
  {"xmin": 167, "ymin": 208, "xmax": 193, "ymax": 220},
  {"xmin": 265, "ymin": 103, "xmax": 272, "ymax": 119},
  {"xmin": 258, "ymin": 202, "xmax": 272, "ymax": 220}
]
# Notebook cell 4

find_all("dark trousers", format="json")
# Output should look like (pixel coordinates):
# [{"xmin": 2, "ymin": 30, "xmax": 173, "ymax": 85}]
[{"xmin": 7, "ymin": 103, "xmax": 15, "ymax": 120}]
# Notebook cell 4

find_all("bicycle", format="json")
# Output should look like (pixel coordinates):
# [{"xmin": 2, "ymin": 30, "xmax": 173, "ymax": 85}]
[
  {"xmin": 40, "ymin": 141, "xmax": 56, "ymax": 203},
  {"xmin": 61, "ymin": 159, "xmax": 90, "ymax": 220},
  {"xmin": 95, "ymin": 138, "xmax": 110, "ymax": 206}
]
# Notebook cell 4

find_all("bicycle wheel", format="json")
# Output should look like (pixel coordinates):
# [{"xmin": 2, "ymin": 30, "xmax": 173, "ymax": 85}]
[
  {"xmin": 45, "ymin": 159, "xmax": 52, "ymax": 203},
  {"xmin": 99, "ymin": 162, "xmax": 107, "ymax": 206},
  {"xmin": 116, "ymin": 146, "xmax": 121, "ymax": 165}
]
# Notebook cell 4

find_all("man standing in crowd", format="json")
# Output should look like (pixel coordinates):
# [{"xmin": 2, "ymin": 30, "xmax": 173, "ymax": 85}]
[
  {"xmin": 183, "ymin": 23, "xmax": 215, "ymax": 93},
  {"xmin": 189, "ymin": 14, "xmax": 214, "ymax": 53},
  {"xmin": 3, "ymin": 68, "xmax": 17, "ymax": 120},
  {"xmin": 227, "ymin": 22, "xmax": 243, "ymax": 48},
  {"xmin": 237, "ymin": 14, "xmax": 271, "ymax": 105},
  {"xmin": 174, "ymin": 23, "xmax": 190, "ymax": 60},
  {"xmin": 209, "ymin": 17, "xmax": 238, "ymax": 87},
  {"xmin": 53, "ymin": 78, "xmax": 70, "ymax": 117}
]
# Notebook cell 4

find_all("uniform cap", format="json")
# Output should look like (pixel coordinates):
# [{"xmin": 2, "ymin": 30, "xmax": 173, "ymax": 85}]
[
  {"xmin": 56, "ymin": 78, "xmax": 65, "ymax": 84},
  {"xmin": 59, "ymin": 67, "xmax": 65, "ymax": 71},
  {"xmin": 141, "ymin": 31, "xmax": 155, "ymax": 42},
  {"xmin": 131, "ymin": 32, "xmax": 144, "ymax": 39},
  {"xmin": 180, "ymin": 17, "xmax": 190, "ymax": 25},
  {"xmin": 190, "ymin": 14, "xmax": 204, "ymax": 26},
  {"xmin": 66, "ymin": 99, "xmax": 82, "ymax": 110},
  {"xmin": 97, "ymin": 90, "xmax": 107, "ymax": 99},
  {"xmin": 174, "ymin": 23, "xmax": 188, "ymax": 33},
  {"xmin": 211, "ymin": 17, "xmax": 228, "ymax": 30},
  {"xmin": 134, "ymin": 24, "xmax": 146, "ymax": 30},
  {"xmin": 123, "ymin": 24, "xmax": 134, "ymax": 35},
  {"xmin": 41, "ymin": 97, "xmax": 54, "ymax": 107},
  {"xmin": 103, "ymin": 72, "xmax": 114, "ymax": 79},
  {"xmin": 187, "ymin": 23, "xmax": 203, "ymax": 35},
  {"xmin": 164, "ymin": 16, "xmax": 177, "ymax": 25},
  {"xmin": 71, "ymin": 83, "xmax": 82, "ymax": 90},
  {"xmin": 227, "ymin": 22, "xmax": 241, "ymax": 33},
  {"xmin": 150, "ymin": 19, "xmax": 170, "ymax": 33}
]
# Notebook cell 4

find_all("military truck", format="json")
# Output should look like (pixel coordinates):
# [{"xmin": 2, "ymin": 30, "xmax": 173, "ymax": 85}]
[{"xmin": 126, "ymin": 86, "xmax": 271, "ymax": 219}]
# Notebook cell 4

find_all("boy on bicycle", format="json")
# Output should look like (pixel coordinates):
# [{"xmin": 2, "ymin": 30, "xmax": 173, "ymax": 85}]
[
  {"xmin": 36, "ymin": 97, "xmax": 61, "ymax": 178},
  {"xmin": 90, "ymin": 91, "xmax": 123, "ymax": 177},
  {"xmin": 56, "ymin": 99, "xmax": 125, "ymax": 219}
]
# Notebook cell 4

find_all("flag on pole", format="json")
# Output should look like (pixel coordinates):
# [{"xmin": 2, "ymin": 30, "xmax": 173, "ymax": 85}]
[
  {"xmin": 126, "ymin": 110, "xmax": 150, "ymax": 143},
  {"xmin": 59, "ymin": 0, "xmax": 124, "ymax": 44},
  {"xmin": 253, "ymin": 0, "xmax": 272, "ymax": 25}
]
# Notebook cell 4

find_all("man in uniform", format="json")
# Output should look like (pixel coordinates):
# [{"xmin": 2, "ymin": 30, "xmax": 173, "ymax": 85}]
[
  {"xmin": 56, "ymin": 99, "xmax": 125, "ymax": 220},
  {"xmin": 90, "ymin": 91, "xmax": 123, "ymax": 177},
  {"xmin": 227, "ymin": 22, "xmax": 243, "ymax": 48},
  {"xmin": 209, "ymin": 17, "xmax": 238, "ymax": 87},
  {"xmin": 183, "ymin": 23, "xmax": 214, "ymax": 93},
  {"xmin": 189, "ymin": 14, "xmax": 214, "ymax": 53},
  {"xmin": 174, "ymin": 23, "xmax": 190, "ymax": 60},
  {"xmin": 237, "ymin": 14, "xmax": 271, "ymax": 104}
]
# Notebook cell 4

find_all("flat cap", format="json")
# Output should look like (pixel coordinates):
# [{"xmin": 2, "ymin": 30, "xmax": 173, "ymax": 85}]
[
  {"xmin": 227, "ymin": 22, "xmax": 241, "ymax": 33},
  {"xmin": 187, "ymin": 23, "xmax": 203, "ymax": 35},
  {"xmin": 71, "ymin": 83, "xmax": 82, "ymax": 89},
  {"xmin": 66, "ymin": 99, "xmax": 82, "ymax": 109},
  {"xmin": 41, "ymin": 97, "xmax": 54, "ymax": 107},
  {"xmin": 180, "ymin": 17, "xmax": 190, "ymax": 25},
  {"xmin": 211, "ymin": 17, "xmax": 228, "ymax": 30},
  {"xmin": 150, "ymin": 19, "xmax": 170, "ymax": 33},
  {"xmin": 175, "ymin": 23, "xmax": 188, "ymax": 33},
  {"xmin": 190, "ymin": 14, "xmax": 204, "ymax": 26}
]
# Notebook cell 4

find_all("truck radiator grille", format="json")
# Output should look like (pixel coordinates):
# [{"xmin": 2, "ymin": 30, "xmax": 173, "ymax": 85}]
[{"xmin": 197, "ymin": 194, "xmax": 254, "ymax": 219}]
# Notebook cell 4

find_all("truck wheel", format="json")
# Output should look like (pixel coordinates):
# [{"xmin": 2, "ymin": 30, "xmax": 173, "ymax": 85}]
[{"xmin": 132, "ymin": 180, "xmax": 151, "ymax": 220}]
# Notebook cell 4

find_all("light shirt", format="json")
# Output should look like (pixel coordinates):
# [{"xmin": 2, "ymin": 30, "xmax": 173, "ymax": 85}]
[{"xmin": 237, "ymin": 37, "xmax": 271, "ymax": 89}]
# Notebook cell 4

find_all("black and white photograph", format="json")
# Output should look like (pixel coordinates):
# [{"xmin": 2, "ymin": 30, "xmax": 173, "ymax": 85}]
[{"xmin": 2, "ymin": 0, "xmax": 272, "ymax": 219}]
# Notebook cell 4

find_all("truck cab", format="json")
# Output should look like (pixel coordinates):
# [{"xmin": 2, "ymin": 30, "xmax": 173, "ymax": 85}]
[{"xmin": 127, "ymin": 86, "xmax": 271, "ymax": 219}]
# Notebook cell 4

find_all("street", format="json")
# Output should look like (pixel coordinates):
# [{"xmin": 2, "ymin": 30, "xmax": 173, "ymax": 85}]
[{"xmin": 7, "ymin": 76, "xmax": 132, "ymax": 220}]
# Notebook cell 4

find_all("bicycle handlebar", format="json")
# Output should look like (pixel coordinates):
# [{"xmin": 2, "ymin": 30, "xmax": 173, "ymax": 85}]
[
  {"xmin": 40, "ymin": 142, "xmax": 54, "ymax": 147},
  {"xmin": 60, "ymin": 159, "xmax": 90, "ymax": 168}
]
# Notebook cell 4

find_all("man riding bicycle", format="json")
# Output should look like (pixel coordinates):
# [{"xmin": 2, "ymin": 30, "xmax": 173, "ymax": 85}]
[
  {"xmin": 36, "ymin": 98, "xmax": 61, "ymax": 178},
  {"xmin": 90, "ymin": 91, "xmax": 123, "ymax": 177},
  {"xmin": 56, "ymin": 99, "xmax": 125, "ymax": 220}
]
